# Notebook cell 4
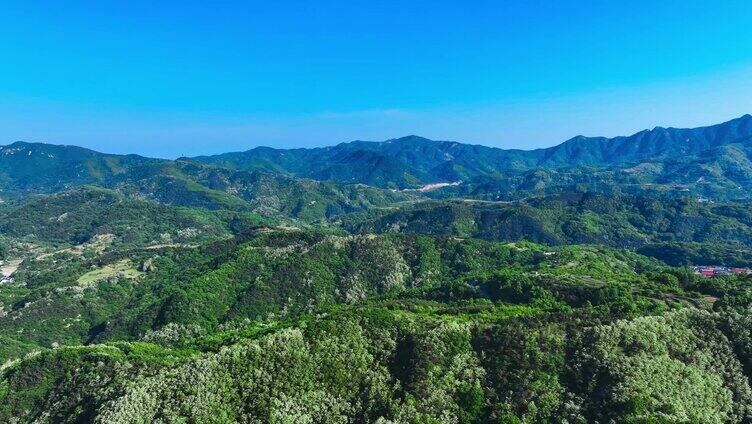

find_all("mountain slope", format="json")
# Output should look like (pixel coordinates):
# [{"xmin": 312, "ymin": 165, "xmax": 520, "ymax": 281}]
[
  {"xmin": 112, "ymin": 160, "xmax": 420, "ymax": 220},
  {"xmin": 194, "ymin": 135, "xmax": 539, "ymax": 188},
  {"xmin": 0, "ymin": 227, "xmax": 664, "ymax": 360},
  {"xmin": 0, "ymin": 186, "xmax": 237, "ymax": 247},
  {"xmin": 428, "ymin": 138, "xmax": 752, "ymax": 201},
  {"xmin": 339, "ymin": 192, "xmax": 752, "ymax": 266},
  {"xmin": 192, "ymin": 114, "xmax": 752, "ymax": 188},
  {"xmin": 0, "ymin": 142, "xmax": 160, "ymax": 199},
  {"xmin": 4, "ymin": 228, "xmax": 752, "ymax": 423},
  {"xmin": 538, "ymin": 114, "xmax": 752, "ymax": 167},
  {"xmin": 7, "ymin": 116, "xmax": 752, "ymax": 423},
  {"xmin": 0, "ymin": 143, "xmax": 419, "ymax": 221},
  {"xmin": 3, "ymin": 114, "xmax": 751, "ymax": 198}
]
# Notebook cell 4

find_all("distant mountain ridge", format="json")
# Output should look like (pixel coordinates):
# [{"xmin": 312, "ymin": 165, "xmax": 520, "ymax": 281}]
[
  {"xmin": 0, "ymin": 141, "xmax": 160, "ymax": 196},
  {"xmin": 2, "ymin": 114, "xmax": 751, "ymax": 202},
  {"xmin": 192, "ymin": 114, "xmax": 752, "ymax": 188},
  {"xmin": 0, "ymin": 142, "xmax": 417, "ymax": 221},
  {"xmin": 539, "ymin": 114, "xmax": 752, "ymax": 166}
]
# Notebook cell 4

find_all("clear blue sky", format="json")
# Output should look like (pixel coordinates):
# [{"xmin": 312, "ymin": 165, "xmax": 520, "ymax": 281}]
[{"xmin": 1, "ymin": 0, "xmax": 751, "ymax": 157}]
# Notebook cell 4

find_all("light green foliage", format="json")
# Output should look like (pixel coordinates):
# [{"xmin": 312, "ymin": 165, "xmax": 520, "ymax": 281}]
[
  {"xmin": 76, "ymin": 259, "xmax": 143, "ymax": 286},
  {"xmin": 580, "ymin": 309, "xmax": 752, "ymax": 423},
  {"xmin": 2, "ymin": 228, "xmax": 752, "ymax": 423}
]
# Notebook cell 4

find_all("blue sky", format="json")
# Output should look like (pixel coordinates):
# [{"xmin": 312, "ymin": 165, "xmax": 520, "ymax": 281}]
[{"xmin": 1, "ymin": 0, "xmax": 751, "ymax": 157}]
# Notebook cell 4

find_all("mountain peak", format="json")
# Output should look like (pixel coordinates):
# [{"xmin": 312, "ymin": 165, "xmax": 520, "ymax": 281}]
[
  {"xmin": 5, "ymin": 141, "xmax": 39, "ymax": 148},
  {"xmin": 2, "ymin": 141, "xmax": 97, "ymax": 153},
  {"xmin": 708, "ymin": 113, "xmax": 752, "ymax": 129},
  {"xmin": 386, "ymin": 135, "xmax": 435, "ymax": 144}
]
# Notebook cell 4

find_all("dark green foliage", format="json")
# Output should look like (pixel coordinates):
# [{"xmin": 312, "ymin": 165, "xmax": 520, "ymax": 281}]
[
  {"xmin": 114, "ymin": 161, "xmax": 418, "ymax": 220},
  {"xmin": 0, "ymin": 186, "xmax": 234, "ymax": 247},
  {"xmin": 194, "ymin": 115, "xmax": 752, "ymax": 192},
  {"xmin": 4, "ymin": 299, "xmax": 752, "ymax": 423},
  {"xmin": 638, "ymin": 242, "xmax": 752, "ymax": 267},
  {"xmin": 0, "ymin": 142, "xmax": 159, "ymax": 198},
  {"xmin": 101, "ymin": 231, "xmax": 644, "ymax": 338},
  {"xmin": 0, "ymin": 228, "xmax": 663, "ymax": 359},
  {"xmin": 1, "ymin": 227, "xmax": 752, "ymax": 422},
  {"xmin": 342, "ymin": 192, "xmax": 752, "ymax": 266},
  {"xmin": 0, "ymin": 142, "xmax": 419, "ymax": 222},
  {"xmin": 3, "ymin": 114, "xmax": 752, "ymax": 422}
]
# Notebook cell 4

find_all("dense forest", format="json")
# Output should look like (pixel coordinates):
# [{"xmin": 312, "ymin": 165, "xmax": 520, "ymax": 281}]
[
  {"xmin": 2, "ymin": 116, "xmax": 752, "ymax": 422},
  {"xmin": 3, "ymin": 228, "xmax": 752, "ymax": 422},
  {"xmin": 340, "ymin": 192, "xmax": 752, "ymax": 267}
]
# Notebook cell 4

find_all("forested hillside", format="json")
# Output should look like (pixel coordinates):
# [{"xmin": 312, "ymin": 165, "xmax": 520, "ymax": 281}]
[
  {"xmin": 0, "ymin": 142, "xmax": 160, "ymax": 198},
  {"xmin": 0, "ymin": 143, "xmax": 419, "ymax": 222},
  {"xmin": 2, "ymin": 228, "xmax": 752, "ymax": 422},
  {"xmin": 0, "ymin": 187, "xmax": 240, "ymax": 247},
  {"xmin": 340, "ymin": 192, "xmax": 752, "ymax": 266},
  {"xmin": 114, "ymin": 160, "xmax": 418, "ymax": 220},
  {"xmin": 427, "ymin": 146, "xmax": 752, "ymax": 202},
  {"xmin": 194, "ymin": 114, "xmax": 752, "ymax": 190},
  {"xmin": 3, "ymin": 115, "xmax": 751, "ymax": 198},
  {"xmin": 3, "ymin": 115, "xmax": 752, "ymax": 423}
]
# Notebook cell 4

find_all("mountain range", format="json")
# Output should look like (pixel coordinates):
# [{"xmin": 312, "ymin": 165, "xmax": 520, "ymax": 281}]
[
  {"xmin": 193, "ymin": 114, "xmax": 752, "ymax": 188},
  {"xmin": 1, "ymin": 115, "xmax": 750, "ymax": 206},
  {"xmin": 5, "ymin": 115, "xmax": 752, "ymax": 423}
]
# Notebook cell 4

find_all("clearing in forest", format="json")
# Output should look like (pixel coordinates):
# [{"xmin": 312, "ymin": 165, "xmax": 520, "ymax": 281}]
[{"xmin": 76, "ymin": 259, "xmax": 143, "ymax": 286}]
